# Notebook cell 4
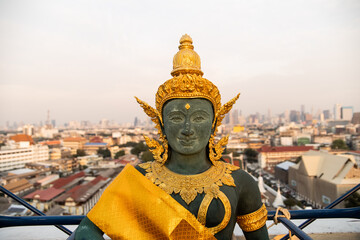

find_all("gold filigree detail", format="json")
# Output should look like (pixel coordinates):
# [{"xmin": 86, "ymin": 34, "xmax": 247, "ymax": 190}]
[
  {"xmin": 197, "ymin": 191, "xmax": 232, "ymax": 235},
  {"xmin": 139, "ymin": 161, "xmax": 239, "ymax": 205},
  {"xmin": 143, "ymin": 135, "xmax": 168, "ymax": 165},
  {"xmin": 185, "ymin": 103, "xmax": 190, "ymax": 110},
  {"xmin": 209, "ymin": 135, "xmax": 229, "ymax": 164},
  {"xmin": 155, "ymin": 73, "xmax": 222, "ymax": 121},
  {"xmin": 237, "ymin": 204, "xmax": 268, "ymax": 232}
]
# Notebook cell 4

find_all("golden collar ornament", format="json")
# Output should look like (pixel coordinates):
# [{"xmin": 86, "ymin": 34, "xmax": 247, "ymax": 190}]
[
  {"xmin": 139, "ymin": 160, "xmax": 240, "ymax": 234},
  {"xmin": 135, "ymin": 34, "xmax": 240, "ymax": 165}
]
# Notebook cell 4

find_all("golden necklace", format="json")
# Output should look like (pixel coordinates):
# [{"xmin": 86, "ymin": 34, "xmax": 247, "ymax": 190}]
[{"xmin": 139, "ymin": 161, "xmax": 240, "ymax": 234}]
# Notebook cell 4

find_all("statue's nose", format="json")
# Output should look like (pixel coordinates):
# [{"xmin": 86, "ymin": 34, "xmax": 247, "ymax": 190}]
[{"xmin": 181, "ymin": 121, "xmax": 194, "ymax": 136}]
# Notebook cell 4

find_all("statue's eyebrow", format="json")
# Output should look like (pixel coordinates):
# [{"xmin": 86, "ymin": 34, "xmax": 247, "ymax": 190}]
[
  {"xmin": 167, "ymin": 110, "xmax": 185, "ymax": 117},
  {"xmin": 190, "ymin": 110, "xmax": 210, "ymax": 117}
]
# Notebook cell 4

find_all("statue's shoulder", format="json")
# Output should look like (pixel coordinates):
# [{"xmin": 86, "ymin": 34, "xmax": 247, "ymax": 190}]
[
  {"xmin": 227, "ymin": 166, "xmax": 262, "ymax": 215},
  {"xmin": 135, "ymin": 162, "xmax": 151, "ymax": 176},
  {"xmin": 220, "ymin": 162, "xmax": 253, "ymax": 186}
]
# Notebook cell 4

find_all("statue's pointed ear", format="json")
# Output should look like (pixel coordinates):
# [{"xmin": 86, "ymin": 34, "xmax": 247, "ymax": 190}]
[
  {"xmin": 213, "ymin": 93, "xmax": 240, "ymax": 129},
  {"xmin": 135, "ymin": 96, "xmax": 163, "ymax": 126}
]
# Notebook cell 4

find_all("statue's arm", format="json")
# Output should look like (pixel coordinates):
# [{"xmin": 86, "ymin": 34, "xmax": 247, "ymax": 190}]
[
  {"xmin": 236, "ymin": 170, "xmax": 269, "ymax": 240},
  {"xmin": 74, "ymin": 216, "xmax": 104, "ymax": 240}
]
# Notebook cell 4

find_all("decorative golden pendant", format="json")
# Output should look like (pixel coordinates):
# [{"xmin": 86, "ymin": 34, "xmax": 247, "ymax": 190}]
[{"xmin": 139, "ymin": 161, "xmax": 239, "ymax": 205}]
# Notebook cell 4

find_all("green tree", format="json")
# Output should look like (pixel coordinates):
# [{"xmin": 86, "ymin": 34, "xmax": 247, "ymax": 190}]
[
  {"xmin": 284, "ymin": 197, "xmax": 303, "ymax": 208},
  {"xmin": 243, "ymin": 148, "xmax": 258, "ymax": 163},
  {"xmin": 345, "ymin": 192, "xmax": 360, "ymax": 208},
  {"xmin": 97, "ymin": 148, "xmax": 111, "ymax": 158},
  {"xmin": 284, "ymin": 198, "xmax": 297, "ymax": 208},
  {"xmin": 297, "ymin": 138, "xmax": 310, "ymax": 146},
  {"xmin": 76, "ymin": 149, "xmax": 86, "ymax": 157},
  {"xmin": 114, "ymin": 150, "xmax": 125, "ymax": 159},
  {"xmin": 141, "ymin": 150, "xmax": 154, "ymax": 162},
  {"xmin": 295, "ymin": 156, "xmax": 302, "ymax": 164},
  {"xmin": 131, "ymin": 142, "xmax": 148, "ymax": 156},
  {"xmin": 119, "ymin": 142, "xmax": 138, "ymax": 148},
  {"xmin": 331, "ymin": 139, "xmax": 349, "ymax": 150}
]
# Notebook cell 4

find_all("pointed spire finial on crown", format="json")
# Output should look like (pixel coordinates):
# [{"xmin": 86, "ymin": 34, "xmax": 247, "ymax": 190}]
[
  {"xmin": 171, "ymin": 34, "xmax": 203, "ymax": 77},
  {"xmin": 179, "ymin": 34, "xmax": 194, "ymax": 50}
]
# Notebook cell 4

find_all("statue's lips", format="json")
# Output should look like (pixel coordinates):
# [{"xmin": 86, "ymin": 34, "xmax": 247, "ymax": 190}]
[{"xmin": 178, "ymin": 138, "xmax": 196, "ymax": 146}]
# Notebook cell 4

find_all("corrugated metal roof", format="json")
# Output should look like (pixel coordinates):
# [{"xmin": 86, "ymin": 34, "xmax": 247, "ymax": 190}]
[
  {"xmin": 295, "ymin": 150, "xmax": 359, "ymax": 184},
  {"xmin": 51, "ymin": 172, "xmax": 85, "ymax": 189},
  {"xmin": 84, "ymin": 142, "xmax": 107, "ymax": 146},
  {"xmin": 276, "ymin": 161, "xmax": 296, "ymax": 170},
  {"xmin": 259, "ymin": 146, "xmax": 314, "ymax": 153},
  {"xmin": 24, "ymin": 187, "xmax": 65, "ymax": 201}
]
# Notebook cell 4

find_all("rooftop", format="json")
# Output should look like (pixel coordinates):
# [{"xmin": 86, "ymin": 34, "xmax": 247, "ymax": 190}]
[
  {"xmin": 23, "ymin": 187, "xmax": 65, "ymax": 201},
  {"xmin": 9, "ymin": 134, "xmax": 34, "ymax": 145},
  {"xmin": 259, "ymin": 146, "xmax": 314, "ymax": 153},
  {"xmin": 50, "ymin": 172, "xmax": 85, "ymax": 189},
  {"xmin": 276, "ymin": 161, "xmax": 296, "ymax": 170},
  {"xmin": 8, "ymin": 169, "xmax": 35, "ymax": 175}
]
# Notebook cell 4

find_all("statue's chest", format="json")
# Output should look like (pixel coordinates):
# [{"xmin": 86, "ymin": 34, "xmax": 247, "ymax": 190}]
[
  {"xmin": 139, "ymin": 161, "xmax": 240, "ymax": 235},
  {"xmin": 171, "ymin": 185, "xmax": 238, "ymax": 229}
]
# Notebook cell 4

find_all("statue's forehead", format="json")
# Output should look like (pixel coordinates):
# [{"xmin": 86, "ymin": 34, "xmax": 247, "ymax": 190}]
[{"xmin": 163, "ymin": 98, "xmax": 213, "ymax": 112}]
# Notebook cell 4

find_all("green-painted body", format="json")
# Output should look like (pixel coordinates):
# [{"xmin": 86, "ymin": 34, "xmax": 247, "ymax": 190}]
[{"xmin": 75, "ymin": 99, "xmax": 269, "ymax": 240}]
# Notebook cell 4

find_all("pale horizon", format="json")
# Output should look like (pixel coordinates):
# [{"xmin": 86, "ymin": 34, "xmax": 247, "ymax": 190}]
[{"xmin": 1, "ymin": 0, "xmax": 359, "ymax": 127}]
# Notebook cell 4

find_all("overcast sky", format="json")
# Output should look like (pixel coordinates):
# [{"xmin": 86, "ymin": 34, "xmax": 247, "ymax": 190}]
[{"xmin": 0, "ymin": 0, "xmax": 359, "ymax": 126}]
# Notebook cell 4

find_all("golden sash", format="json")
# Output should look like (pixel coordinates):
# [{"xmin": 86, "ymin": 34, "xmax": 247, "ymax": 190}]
[{"xmin": 87, "ymin": 164, "xmax": 216, "ymax": 240}]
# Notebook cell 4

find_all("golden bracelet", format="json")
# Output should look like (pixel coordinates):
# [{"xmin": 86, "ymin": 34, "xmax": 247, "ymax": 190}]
[{"xmin": 237, "ymin": 204, "xmax": 267, "ymax": 232}]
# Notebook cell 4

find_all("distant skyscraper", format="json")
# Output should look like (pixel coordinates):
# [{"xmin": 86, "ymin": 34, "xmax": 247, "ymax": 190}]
[
  {"xmin": 323, "ymin": 110, "xmax": 330, "ymax": 120},
  {"xmin": 334, "ymin": 104, "xmax": 341, "ymax": 120},
  {"xmin": 224, "ymin": 112, "xmax": 230, "ymax": 124},
  {"xmin": 290, "ymin": 110, "xmax": 300, "ymax": 123},
  {"xmin": 23, "ymin": 125, "xmax": 35, "ymax": 136},
  {"xmin": 284, "ymin": 110, "xmax": 290, "ymax": 123},
  {"xmin": 134, "ymin": 117, "xmax": 139, "ymax": 127},
  {"xmin": 230, "ymin": 109, "xmax": 239, "ymax": 125},
  {"xmin": 301, "ymin": 105, "xmax": 305, "ymax": 122},
  {"xmin": 341, "ymin": 106, "xmax": 353, "ymax": 121},
  {"xmin": 352, "ymin": 112, "xmax": 360, "ymax": 124},
  {"xmin": 267, "ymin": 109, "xmax": 272, "ymax": 123},
  {"xmin": 100, "ymin": 119, "xmax": 109, "ymax": 128}
]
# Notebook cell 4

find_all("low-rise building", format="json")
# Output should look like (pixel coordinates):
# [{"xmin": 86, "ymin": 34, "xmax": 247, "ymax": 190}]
[
  {"xmin": 0, "ymin": 142, "xmax": 49, "ymax": 172},
  {"xmin": 274, "ymin": 161, "xmax": 296, "ymax": 184},
  {"xmin": 288, "ymin": 150, "xmax": 360, "ymax": 208},
  {"xmin": 3, "ymin": 178, "xmax": 34, "ymax": 196},
  {"xmin": 50, "ymin": 171, "xmax": 85, "ymax": 190},
  {"xmin": 84, "ymin": 142, "xmax": 108, "ymax": 155},
  {"xmin": 63, "ymin": 137, "xmax": 86, "ymax": 155},
  {"xmin": 23, "ymin": 187, "xmax": 65, "ymax": 212},
  {"xmin": 55, "ymin": 176, "xmax": 110, "ymax": 215},
  {"xmin": 258, "ymin": 146, "xmax": 314, "ymax": 170}
]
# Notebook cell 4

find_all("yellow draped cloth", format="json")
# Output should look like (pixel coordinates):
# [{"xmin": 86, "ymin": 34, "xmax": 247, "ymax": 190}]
[{"xmin": 87, "ymin": 164, "xmax": 216, "ymax": 240}]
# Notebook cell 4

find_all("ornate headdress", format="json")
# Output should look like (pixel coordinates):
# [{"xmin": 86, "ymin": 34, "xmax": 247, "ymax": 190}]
[{"xmin": 135, "ymin": 34, "xmax": 239, "ymax": 164}]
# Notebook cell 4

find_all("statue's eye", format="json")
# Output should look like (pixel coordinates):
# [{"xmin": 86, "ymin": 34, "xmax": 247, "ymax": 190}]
[
  {"xmin": 192, "ymin": 115, "xmax": 205, "ymax": 122},
  {"xmin": 168, "ymin": 114, "xmax": 184, "ymax": 123}
]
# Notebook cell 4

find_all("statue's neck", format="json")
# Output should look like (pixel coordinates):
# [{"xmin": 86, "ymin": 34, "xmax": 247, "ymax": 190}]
[{"xmin": 165, "ymin": 148, "xmax": 212, "ymax": 175}]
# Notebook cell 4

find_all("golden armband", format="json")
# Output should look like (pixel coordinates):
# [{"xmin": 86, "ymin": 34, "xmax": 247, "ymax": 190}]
[{"xmin": 237, "ymin": 204, "xmax": 267, "ymax": 232}]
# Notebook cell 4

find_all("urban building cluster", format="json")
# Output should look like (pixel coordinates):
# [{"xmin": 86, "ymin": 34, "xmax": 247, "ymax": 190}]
[{"xmin": 0, "ymin": 103, "xmax": 359, "ymax": 216}]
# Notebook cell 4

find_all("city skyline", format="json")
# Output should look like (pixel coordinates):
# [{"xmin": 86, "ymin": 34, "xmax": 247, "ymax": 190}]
[
  {"xmin": 1, "ymin": 102, "xmax": 356, "ymax": 129},
  {"xmin": 1, "ymin": 1, "xmax": 359, "ymax": 126}
]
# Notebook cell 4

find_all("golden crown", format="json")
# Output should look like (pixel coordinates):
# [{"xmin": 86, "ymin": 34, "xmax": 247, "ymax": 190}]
[
  {"xmin": 135, "ymin": 34, "xmax": 240, "ymax": 164},
  {"xmin": 136, "ymin": 34, "xmax": 239, "ymax": 130},
  {"xmin": 156, "ymin": 34, "xmax": 220, "ymax": 118}
]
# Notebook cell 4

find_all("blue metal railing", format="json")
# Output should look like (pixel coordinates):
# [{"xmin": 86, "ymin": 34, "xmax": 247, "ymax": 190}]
[
  {"xmin": 279, "ymin": 183, "xmax": 360, "ymax": 240},
  {"xmin": 0, "ymin": 185, "xmax": 72, "ymax": 235},
  {"xmin": 1, "ymin": 183, "xmax": 360, "ymax": 240}
]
